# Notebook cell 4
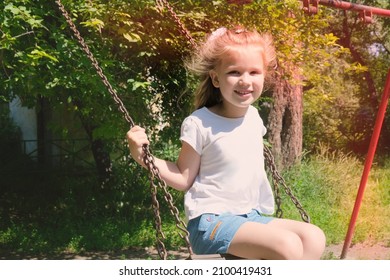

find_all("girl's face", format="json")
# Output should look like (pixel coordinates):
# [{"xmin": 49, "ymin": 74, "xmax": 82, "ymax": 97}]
[{"xmin": 209, "ymin": 45, "xmax": 265, "ymax": 118}]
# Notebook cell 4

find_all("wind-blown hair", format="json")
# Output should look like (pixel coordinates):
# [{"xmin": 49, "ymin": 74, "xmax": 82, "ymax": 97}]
[{"xmin": 185, "ymin": 26, "xmax": 276, "ymax": 109}]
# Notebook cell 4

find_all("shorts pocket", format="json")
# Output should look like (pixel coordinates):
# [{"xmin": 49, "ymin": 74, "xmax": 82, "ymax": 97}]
[{"xmin": 198, "ymin": 214, "xmax": 217, "ymax": 231}]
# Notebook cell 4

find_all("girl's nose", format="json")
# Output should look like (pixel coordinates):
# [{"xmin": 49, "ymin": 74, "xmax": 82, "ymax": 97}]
[{"xmin": 238, "ymin": 74, "xmax": 250, "ymax": 86}]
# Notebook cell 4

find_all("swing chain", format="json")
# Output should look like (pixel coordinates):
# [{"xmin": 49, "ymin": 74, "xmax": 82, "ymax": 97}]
[
  {"xmin": 157, "ymin": 0, "xmax": 310, "ymax": 224},
  {"xmin": 57, "ymin": 0, "xmax": 311, "ymax": 259},
  {"xmin": 142, "ymin": 145, "xmax": 194, "ymax": 259},
  {"xmin": 55, "ymin": 0, "xmax": 135, "ymax": 128},
  {"xmin": 148, "ymin": 167, "xmax": 167, "ymax": 260},
  {"xmin": 263, "ymin": 146, "xmax": 311, "ymax": 223},
  {"xmin": 156, "ymin": 0, "xmax": 197, "ymax": 49},
  {"xmin": 55, "ymin": 0, "xmax": 192, "ymax": 259}
]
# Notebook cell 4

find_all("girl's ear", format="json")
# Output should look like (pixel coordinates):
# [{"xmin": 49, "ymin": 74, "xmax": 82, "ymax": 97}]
[{"xmin": 209, "ymin": 70, "xmax": 219, "ymax": 88}]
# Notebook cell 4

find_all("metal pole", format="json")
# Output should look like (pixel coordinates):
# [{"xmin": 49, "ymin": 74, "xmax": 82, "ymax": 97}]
[
  {"xmin": 300, "ymin": 0, "xmax": 390, "ymax": 18},
  {"xmin": 340, "ymin": 69, "xmax": 390, "ymax": 259},
  {"xmin": 317, "ymin": 0, "xmax": 390, "ymax": 17}
]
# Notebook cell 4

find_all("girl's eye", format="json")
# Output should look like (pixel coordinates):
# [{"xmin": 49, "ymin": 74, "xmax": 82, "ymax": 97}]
[
  {"xmin": 228, "ymin": 71, "xmax": 240, "ymax": 75},
  {"xmin": 251, "ymin": 70, "xmax": 262, "ymax": 75}
]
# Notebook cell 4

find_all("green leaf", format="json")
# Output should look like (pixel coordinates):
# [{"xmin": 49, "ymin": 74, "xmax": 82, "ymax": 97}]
[
  {"xmin": 80, "ymin": 18, "xmax": 105, "ymax": 31},
  {"xmin": 28, "ymin": 48, "xmax": 59, "ymax": 62},
  {"xmin": 4, "ymin": 3, "xmax": 20, "ymax": 14},
  {"xmin": 123, "ymin": 32, "xmax": 141, "ymax": 43}
]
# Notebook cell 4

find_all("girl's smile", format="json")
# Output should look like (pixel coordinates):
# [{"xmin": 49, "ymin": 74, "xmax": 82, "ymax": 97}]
[{"xmin": 209, "ymin": 45, "xmax": 265, "ymax": 118}]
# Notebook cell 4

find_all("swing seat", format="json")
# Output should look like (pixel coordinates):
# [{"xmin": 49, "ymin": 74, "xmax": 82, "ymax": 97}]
[{"xmin": 188, "ymin": 253, "xmax": 243, "ymax": 260}]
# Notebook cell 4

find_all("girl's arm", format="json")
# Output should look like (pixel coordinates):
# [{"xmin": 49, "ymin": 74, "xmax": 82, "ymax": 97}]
[{"xmin": 126, "ymin": 125, "xmax": 200, "ymax": 192}]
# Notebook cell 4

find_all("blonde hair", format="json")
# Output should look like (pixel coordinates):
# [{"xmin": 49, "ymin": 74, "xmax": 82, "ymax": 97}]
[{"xmin": 185, "ymin": 26, "xmax": 276, "ymax": 109}]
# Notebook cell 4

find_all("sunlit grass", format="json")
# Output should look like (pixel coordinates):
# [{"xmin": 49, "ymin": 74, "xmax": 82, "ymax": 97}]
[{"xmin": 281, "ymin": 143, "xmax": 390, "ymax": 245}]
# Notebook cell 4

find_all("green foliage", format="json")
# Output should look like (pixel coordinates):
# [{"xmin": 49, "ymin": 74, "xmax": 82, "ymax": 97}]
[
  {"xmin": 0, "ymin": 0, "xmax": 341, "ymax": 134},
  {"xmin": 0, "ymin": 138, "xmax": 187, "ymax": 257},
  {"xmin": 281, "ymin": 144, "xmax": 390, "ymax": 245},
  {"xmin": 3, "ymin": 0, "xmax": 389, "ymax": 158},
  {"xmin": 302, "ymin": 1, "xmax": 390, "ymax": 154},
  {"xmin": 1, "ymin": 146, "xmax": 389, "ymax": 258},
  {"xmin": 1, "ymin": 0, "xmax": 390, "ymax": 259}
]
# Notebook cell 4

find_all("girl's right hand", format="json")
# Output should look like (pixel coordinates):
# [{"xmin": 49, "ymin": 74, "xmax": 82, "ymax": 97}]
[{"xmin": 126, "ymin": 125, "xmax": 150, "ymax": 167}]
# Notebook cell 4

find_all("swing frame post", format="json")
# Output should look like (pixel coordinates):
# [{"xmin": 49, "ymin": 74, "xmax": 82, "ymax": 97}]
[
  {"xmin": 340, "ymin": 69, "xmax": 390, "ymax": 259},
  {"xmin": 301, "ymin": 0, "xmax": 390, "ymax": 18},
  {"xmin": 299, "ymin": 0, "xmax": 390, "ymax": 260}
]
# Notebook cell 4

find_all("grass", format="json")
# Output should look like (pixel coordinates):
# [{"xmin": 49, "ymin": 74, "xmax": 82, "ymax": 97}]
[
  {"xmin": 0, "ymin": 145, "xmax": 389, "ymax": 259},
  {"xmin": 282, "ymin": 144, "xmax": 390, "ymax": 246}
]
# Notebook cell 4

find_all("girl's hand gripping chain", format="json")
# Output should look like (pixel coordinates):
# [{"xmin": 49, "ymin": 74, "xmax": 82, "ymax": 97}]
[{"xmin": 126, "ymin": 125, "xmax": 149, "ymax": 168}]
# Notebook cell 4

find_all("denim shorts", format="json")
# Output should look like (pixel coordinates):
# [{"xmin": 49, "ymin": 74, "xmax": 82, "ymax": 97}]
[{"xmin": 187, "ymin": 209, "xmax": 273, "ymax": 255}]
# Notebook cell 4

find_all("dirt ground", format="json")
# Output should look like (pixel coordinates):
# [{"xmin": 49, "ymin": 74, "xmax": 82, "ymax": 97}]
[
  {"xmin": 2, "ymin": 241, "xmax": 389, "ymax": 260},
  {"xmin": 323, "ymin": 241, "xmax": 390, "ymax": 260},
  {"xmin": 9, "ymin": 241, "xmax": 385, "ymax": 260}
]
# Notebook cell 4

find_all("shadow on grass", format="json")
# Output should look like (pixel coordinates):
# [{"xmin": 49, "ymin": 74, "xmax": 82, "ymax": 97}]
[{"xmin": 0, "ymin": 246, "xmax": 190, "ymax": 260}]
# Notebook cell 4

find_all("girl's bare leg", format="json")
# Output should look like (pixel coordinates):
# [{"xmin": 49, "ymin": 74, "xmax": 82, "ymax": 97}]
[{"xmin": 228, "ymin": 219, "xmax": 326, "ymax": 260}]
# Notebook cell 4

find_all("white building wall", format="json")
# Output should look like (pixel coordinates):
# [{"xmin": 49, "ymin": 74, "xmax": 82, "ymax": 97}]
[{"xmin": 9, "ymin": 96, "xmax": 38, "ymax": 157}]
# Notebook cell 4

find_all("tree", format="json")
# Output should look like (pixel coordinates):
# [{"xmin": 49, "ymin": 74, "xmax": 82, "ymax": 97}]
[
  {"xmin": 162, "ymin": 0, "xmax": 343, "ymax": 169},
  {"xmin": 303, "ymin": 0, "xmax": 390, "ymax": 155},
  {"xmin": 1, "ymin": 0, "xmax": 156, "ymax": 179},
  {"xmin": 3, "ymin": 0, "xmax": 378, "ymax": 176}
]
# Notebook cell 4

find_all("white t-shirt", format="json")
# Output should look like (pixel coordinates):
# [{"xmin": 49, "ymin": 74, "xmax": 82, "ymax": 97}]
[{"xmin": 180, "ymin": 105, "xmax": 275, "ymax": 220}]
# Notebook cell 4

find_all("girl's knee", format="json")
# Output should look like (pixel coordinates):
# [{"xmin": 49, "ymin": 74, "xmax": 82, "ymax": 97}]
[
  {"xmin": 303, "ymin": 224, "xmax": 326, "ymax": 259},
  {"xmin": 276, "ymin": 233, "xmax": 304, "ymax": 260},
  {"xmin": 311, "ymin": 224, "xmax": 326, "ymax": 246},
  {"xmin": 278, "ymin": 224, "xmax": 326, "ymax": 260}
]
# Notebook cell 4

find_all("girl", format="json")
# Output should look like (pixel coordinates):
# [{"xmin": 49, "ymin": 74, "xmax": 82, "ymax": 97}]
[{"xmin": 127, "ymin": 26, "xmax": 326, "ymax": 259}]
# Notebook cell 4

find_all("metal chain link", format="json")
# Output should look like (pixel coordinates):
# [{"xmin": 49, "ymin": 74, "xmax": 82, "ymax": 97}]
[
  {"xmin": 55, "ymin": 0, "xmax": 193, "ymax": 259},
  {"xmin": 156, "ymin": 0, "xmax": 197, "ymax": 49},
  {"xmin": 55, "ymin": 0, "xmax": 135, "ymax": 127},
  {"xmin": 143, "ymin": 145, "xmax": 192, "ymax": 259},
  {"xmin": 156, "ymin": 0, "xmax": 310, "ymax": 224},
  {"xmin": 264, "ymin": 146, "xmax": 311, "ymax": 223},
  {"xmin": 56, "ymin": 0, "xmax": 310, "ymax": 260}
]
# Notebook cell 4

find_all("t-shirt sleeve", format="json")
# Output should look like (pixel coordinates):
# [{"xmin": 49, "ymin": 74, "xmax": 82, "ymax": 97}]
[
  {"xmin": 252, "ymin": 106, "xmax": 267, "ymax": 137},
  {"xmin": 180, "ymin": 116, "xmax": 203, "ymax": 155},
  {"xmin": 260, "ymin": 118, "xmax": 267, "ymax": 137}
]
